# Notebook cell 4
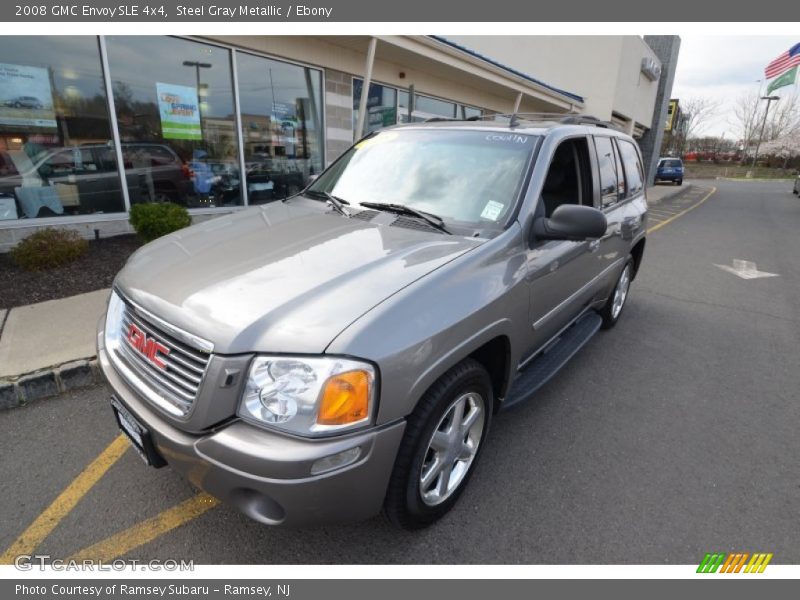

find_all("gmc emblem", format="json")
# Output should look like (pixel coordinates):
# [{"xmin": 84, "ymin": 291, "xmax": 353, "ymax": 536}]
[{"xmin": 126, "ymin": 323, "xmax": 170, "ymax": 370}]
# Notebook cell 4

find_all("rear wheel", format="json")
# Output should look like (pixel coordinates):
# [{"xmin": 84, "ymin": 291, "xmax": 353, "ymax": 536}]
[
  {"xmin": 600, "ymin": 258, "xmax": 633, "ymax": 329},
  {"xmin": 384, "ymin": 358, "xmax": 492, "ymax": 530}
]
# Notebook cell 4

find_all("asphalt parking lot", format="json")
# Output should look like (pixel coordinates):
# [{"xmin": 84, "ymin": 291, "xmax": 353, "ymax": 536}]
[{"xmin": 2, "ymin": 179, "xmax": 799, "ymax": 564}]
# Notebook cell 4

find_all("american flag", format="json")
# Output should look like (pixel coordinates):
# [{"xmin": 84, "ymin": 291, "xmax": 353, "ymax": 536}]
[{"xmin": 765, "ymin": 42, "xmax": 800, "ymax": 79}]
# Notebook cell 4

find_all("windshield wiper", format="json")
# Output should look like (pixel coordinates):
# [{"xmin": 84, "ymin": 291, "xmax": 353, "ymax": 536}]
[
  {"xmin": 357, "ymin": 202, "xmax": 451, "ymax": 235},
  {"xmin": 304, "ymin": 189, "xmax": 351, "ymax": 218}
]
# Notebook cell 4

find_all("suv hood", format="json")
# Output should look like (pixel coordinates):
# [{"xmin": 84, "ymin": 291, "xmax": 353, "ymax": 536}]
[{"xmin": 116, "ymin": 200, "xmax": 482, "ymax": 355}]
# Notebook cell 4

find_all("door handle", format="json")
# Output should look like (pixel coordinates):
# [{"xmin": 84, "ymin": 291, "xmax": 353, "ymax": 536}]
[{"xmin": 588, "ymin": 239, "xmax": 600, "ymax": 252}]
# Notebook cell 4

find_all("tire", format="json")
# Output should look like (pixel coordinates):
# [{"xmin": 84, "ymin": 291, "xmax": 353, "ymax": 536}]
[
  {"xmin": 384, "ymin": 358, "xmax": 492, "ymax": 530},
  {"xmin": 599, "ymin": 258, "xmax": 634, "ymax": 329},
  {"xmin": 676, "ymin": 179, "xmax": 683, "ymax": 186}
]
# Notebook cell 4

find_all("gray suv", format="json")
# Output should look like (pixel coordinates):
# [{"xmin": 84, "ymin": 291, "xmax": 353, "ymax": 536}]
[{"xmin": 98, "ymin": 115, "xmax": 647, "ymax": 529}]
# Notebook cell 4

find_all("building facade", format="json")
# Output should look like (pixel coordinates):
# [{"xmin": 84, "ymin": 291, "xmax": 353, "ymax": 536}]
[{"xmin": 0, "ymin": 35, "xmax": 677, "ymax": 250}]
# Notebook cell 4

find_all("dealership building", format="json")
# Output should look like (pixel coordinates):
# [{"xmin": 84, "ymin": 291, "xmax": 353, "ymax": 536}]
[{"xmin": 0, "ymin": 35, "xmax": 678, "ymax": 251}]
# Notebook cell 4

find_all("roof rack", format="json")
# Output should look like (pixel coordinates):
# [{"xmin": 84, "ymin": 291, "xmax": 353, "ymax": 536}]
[{"xmin": 423, "ymin": 112, "xmax": 618, "ymax": 130}]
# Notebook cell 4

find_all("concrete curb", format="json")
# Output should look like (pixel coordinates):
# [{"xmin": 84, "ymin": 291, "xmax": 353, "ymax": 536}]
[{"xmin": 0, "ymin": 357, "xmax": 101, "ymax": 411}]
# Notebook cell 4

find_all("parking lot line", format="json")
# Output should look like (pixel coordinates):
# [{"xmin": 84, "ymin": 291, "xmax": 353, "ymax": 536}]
[
  {"xmin": 648, "ymin": 187, "xmax": 716, "ymax": 234},
  {"xmin": 68, "ymin": 493, "xmax": 220, "ymax": 562},
  {"xmin": 0, "ymin": 434, "xmax": 129, "ymax": 564}
]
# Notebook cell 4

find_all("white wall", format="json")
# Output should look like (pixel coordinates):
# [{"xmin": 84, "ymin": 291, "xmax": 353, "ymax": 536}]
[{"xmin": 445, "ymin": 36, "xmax": 660, "ymax": 128}]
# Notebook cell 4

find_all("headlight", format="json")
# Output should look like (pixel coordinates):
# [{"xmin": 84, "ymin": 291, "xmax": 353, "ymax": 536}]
[{"xmin": 238, "ymin": 356, "xmax": 377, "ymax": 436}]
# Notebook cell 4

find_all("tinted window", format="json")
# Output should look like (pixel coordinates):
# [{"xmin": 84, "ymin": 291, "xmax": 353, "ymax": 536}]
[
  {"xmin": 617, "ymin": 139, "xmax": 644, "ymax": 195},
  {"xmin": 237, "ymin": 51, "xmax": 324, "ymax": 204},
  {"xmin": 353, "ymin": 79, "xmax": 398, "ymax": 134},
  {"xmin": 106, "ymin": 36, "xmax": 241, "ymax": 208},
  {"xmin": 594, "ymin": 136, "xmax": 622, "ymax": 206},
  {"xmin": 0, "ymin": 36, "xmax": 124, "ymax": 220}
]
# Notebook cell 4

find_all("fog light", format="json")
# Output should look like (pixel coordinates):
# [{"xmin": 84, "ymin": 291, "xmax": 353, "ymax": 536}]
[{"xmin": 310, "ymin": 447, "xmax": 362, "ymax": 475}]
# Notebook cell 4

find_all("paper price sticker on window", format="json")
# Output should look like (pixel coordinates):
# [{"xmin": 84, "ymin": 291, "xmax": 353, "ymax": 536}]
[{"xmin": 480, "ymin": 200, "xmax": 505, "ymax": 221}]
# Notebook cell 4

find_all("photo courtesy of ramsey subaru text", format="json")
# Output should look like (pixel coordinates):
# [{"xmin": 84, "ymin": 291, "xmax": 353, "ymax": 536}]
[{"xmin": 98, "ymin": 114, "xmax": 647, "ymax": 529}]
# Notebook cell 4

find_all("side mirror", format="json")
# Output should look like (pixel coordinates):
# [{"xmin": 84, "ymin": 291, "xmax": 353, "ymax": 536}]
[{"xmin": 533, "ymin": 204, "xmax": 607, "ymax": 242}]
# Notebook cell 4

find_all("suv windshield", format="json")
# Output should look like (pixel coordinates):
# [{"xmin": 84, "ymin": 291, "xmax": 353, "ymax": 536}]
[{"xmin": 307, "ymin": 129, "xmax": 537, "ymax": 232}]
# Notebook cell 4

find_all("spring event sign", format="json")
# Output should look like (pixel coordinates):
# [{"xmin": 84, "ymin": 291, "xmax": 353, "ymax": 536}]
[{"xmin": 156, "ymin": 82, "xmax": 201, "ymax": 140}]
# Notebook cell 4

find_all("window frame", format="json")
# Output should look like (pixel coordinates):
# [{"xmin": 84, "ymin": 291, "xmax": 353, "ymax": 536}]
[
  {"xmin": 616, "ymin": 138, "xmax": 645, "ymax": 198},
  {"xmin": 593, "ymin": 135, "xmax": 625, "ymax": 208}
]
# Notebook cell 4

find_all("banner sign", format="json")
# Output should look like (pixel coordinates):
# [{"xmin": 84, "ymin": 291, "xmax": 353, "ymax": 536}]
[
  {"xmin": 156, "ymin": 82, "xmax": 202, "ymax": 140},
  {"xmin": 0, "ymin": 63, "xmax": 57, "ymax": 128}
]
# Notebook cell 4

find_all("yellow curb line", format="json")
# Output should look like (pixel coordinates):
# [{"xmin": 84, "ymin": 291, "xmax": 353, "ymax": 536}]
[
  {"xmin": 0, "ymin": 434, "xmax": 129, "ymax": 564},
  {"xmin": 68, "ymin": 493, "xmax": 220, "ymax": 562},
  {"xmin": 648, "ymin": 187, "xmax": 717, "ymax": 234}
]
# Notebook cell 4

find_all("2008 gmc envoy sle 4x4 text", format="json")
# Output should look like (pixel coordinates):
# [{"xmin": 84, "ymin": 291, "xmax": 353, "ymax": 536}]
[{"xmin": 98, "ymin": 115, "xmax": 648, "ymax": 529}]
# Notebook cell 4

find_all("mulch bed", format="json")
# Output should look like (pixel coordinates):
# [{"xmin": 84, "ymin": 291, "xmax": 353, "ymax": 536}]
[{"xmin": 0, "ymin": 234, "xmax": 143, "ymax": 310}]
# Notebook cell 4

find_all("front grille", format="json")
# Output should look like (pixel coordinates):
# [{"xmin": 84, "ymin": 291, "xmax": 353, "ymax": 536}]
[{"xmin": 115, "ymin": 300, "xmax": 211, "ymax": 416}]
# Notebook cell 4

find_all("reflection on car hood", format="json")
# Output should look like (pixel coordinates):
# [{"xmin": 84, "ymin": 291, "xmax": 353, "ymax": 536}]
[{"xmin": 116, "ymin": 200, "xmax": 483, "ymax": 354}]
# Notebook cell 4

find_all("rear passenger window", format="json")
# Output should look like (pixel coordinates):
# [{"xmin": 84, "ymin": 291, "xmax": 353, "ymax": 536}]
[
  {"xmin": 617, "ymin": 139, "xmax": 644, "ymax": 196},
  {"xmin": 594, "ymin": 136, "xmax": 623, "ymax": 207}
]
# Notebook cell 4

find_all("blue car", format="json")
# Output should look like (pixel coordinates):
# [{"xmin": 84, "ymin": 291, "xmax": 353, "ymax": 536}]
[{"xmin": 656, "ymin": 157, "xmax": 684, "ymax": 185}]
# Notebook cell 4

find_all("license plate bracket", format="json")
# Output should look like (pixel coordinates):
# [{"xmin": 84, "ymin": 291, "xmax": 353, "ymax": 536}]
[{"xmin": 111, "ymin": 396, "xmax": 167, "ymax": 468}]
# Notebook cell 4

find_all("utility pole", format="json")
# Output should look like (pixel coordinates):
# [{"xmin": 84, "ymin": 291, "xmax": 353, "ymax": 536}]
[{"xmin": 751, "ymin": 95, "xmax": 780, "ymax": 170}]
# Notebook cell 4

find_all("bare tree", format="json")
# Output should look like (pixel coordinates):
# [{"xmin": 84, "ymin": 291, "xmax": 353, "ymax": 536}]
[
  {"xmin": 663, "ymin": 96, "xmax": 721, "ymax": 157},
  {"xmin": 765, "ymin": 90, "xmax": 800, "ymax": 141},
  {"xmin": 730, "ymin": 89, "xmax": 800, "ymax": 155},
  {"xmin": 730, "ymin": 89, "xmax": 763, "ymax": 150}
]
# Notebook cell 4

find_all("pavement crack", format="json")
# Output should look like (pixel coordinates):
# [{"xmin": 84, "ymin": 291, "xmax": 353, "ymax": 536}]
[{"xmin": 638, "ymin": 287, "xmax": 799, "ymax": 325}]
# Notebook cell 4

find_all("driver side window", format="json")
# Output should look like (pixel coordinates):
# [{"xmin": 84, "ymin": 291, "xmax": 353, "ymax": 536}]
[{"xmin": 540, "ymin": 137, "xmax": 593, "ymax": 218}]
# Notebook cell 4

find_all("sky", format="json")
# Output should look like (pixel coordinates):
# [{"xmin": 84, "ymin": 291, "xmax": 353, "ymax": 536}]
[{"xmin": 671, "ymin": 36, "xmax": 800, "ymax": 140}]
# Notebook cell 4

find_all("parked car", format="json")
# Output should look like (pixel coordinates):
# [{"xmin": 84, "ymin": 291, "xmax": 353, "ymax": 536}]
[
  {"xmin": 793, "ymin": 172, "xmax": 799, "ymax": 195},
  {"xmin": 0, "ymin": 143, "xmax": 192, "ymax": 218},
  {"xmin": 3, "ymin": 95, "xmax": 43, "ymax": 109},
  {"xmin": 655, "ymin": 157, "xmax": 684, "ymax": 185},
  {"xmin": 98, "ymin": 115, "xmax": 648, "ymax": 529}
]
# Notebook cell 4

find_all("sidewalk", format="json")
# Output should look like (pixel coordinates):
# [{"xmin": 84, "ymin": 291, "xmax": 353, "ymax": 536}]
[{"xmin": 0, "ymin": 288, "xmax": 109, "ymax": 409}]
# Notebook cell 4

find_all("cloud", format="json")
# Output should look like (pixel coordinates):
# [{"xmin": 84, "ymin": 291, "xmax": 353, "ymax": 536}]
[{"xmin": 672, "ymin": 36, "xmax": 800, "ymax": 137}]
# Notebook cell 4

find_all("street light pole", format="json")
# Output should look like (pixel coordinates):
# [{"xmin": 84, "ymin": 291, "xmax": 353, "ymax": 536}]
[
  {"xmin": 751, "ymin": 95, "xmax": 780, "ymax": 170},
  {"xmin": 182, "ymin": 60, "xmax": 212, "ymax": 120}
]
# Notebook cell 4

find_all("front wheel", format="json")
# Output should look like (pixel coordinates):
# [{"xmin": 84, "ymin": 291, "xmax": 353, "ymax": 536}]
[
  {"xmin": 600, "ymin": 258, "xmax": 633, "ymax": 329},
  {"xmin": 676, "ymin": 179, "xmax": 683, "ymax": 186},
  {"xmin": 384, "ymin": 358, "xmax": 492, "ymax": 530}
]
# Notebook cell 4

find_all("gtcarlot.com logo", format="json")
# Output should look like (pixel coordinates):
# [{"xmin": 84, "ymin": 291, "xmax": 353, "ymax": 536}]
[{"xmin": 697, "ymin": 552, "xmax": 773, "ymax": 573}]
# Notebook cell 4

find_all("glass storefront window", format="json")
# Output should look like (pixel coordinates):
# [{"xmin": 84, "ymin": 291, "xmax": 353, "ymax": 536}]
[
  {"xmin": 352, "ymin": 79, "xmax": 398, "ymax": 135},
  {"xmin": 237, "ymin": 52, "xmax": 323, "ymax": 204},
  {"xmin": 105, "ymin": 36, "xmax": 241, "ymax": 208},
  {"xmin": 415, "ymin": 94, "xmax": 456, "ymax": 119},
  {"xmin": 0, "ymin": 37, "xmax": 124, "ymax": 221},
  {"xmin": 460, "ymin": 105, "xmax": 482, "ymax": 120}
]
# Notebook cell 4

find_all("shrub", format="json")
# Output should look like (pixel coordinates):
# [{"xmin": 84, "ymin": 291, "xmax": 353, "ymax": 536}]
[
  {"xmin": 129, "ymin": 202, "xmax": 191, "ymax": 243},
  {"xmin": 10, "ymin": 228, "xmax": 89, "ymax": 271}
]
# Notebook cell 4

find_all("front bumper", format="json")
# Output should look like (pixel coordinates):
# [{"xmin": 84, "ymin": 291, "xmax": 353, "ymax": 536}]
[{"xmin": 97, "ymin": 327, "xmax": 406, "ymax": 527}]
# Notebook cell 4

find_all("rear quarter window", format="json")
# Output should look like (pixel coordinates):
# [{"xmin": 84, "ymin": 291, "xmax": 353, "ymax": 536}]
[{"xmin": 617, "ymin": 139, "xmax": 644, "ymax": 196}]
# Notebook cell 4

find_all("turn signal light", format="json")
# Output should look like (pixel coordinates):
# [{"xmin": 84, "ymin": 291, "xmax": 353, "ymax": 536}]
[{"xmin": 317, "ymin": 370, "xmax": 371, "ymax": 426}]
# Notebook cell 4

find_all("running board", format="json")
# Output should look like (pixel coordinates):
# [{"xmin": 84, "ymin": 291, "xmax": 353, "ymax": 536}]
[{"xmin": 501, "ymin": 312, "xmax": 602, "ymax": 410}]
